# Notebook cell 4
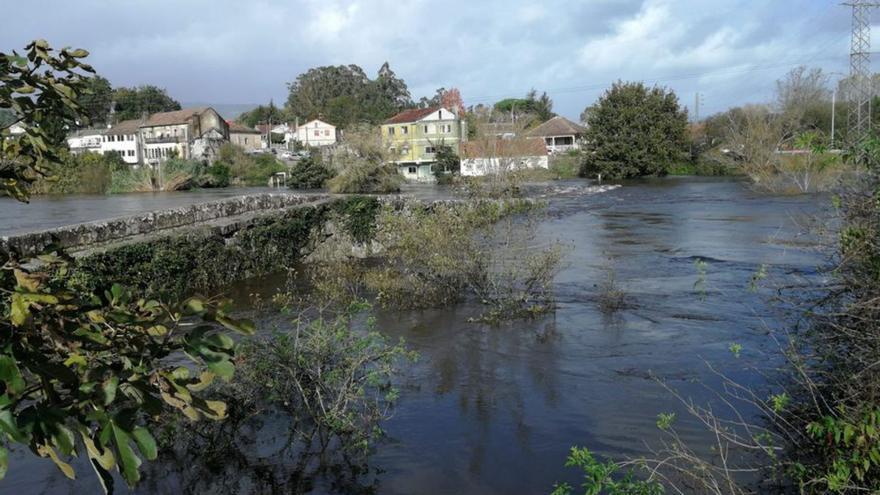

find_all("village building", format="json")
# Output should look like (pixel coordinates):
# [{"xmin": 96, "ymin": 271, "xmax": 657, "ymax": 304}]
[
  {"xmin": 460, "ymin": 137, "xmax": 548, "ymax": 176},
  {"xmin": 228, "ymin": 122, "xmax": 262, "ymax": 151},
  {"xmin": 256, "ymin": 123, "xmax": 290, "ymax": 148},
  {"xmin": 527, "ymin": 116, "xmax": 586, "ymax": 154},
  {"xmin": 288, "ymin": 119, "xmax": 337, "ymax": 147},
  {"xmin": 139, "ymin": 107, "xmax": 229, "ymax": 165},
  {"xmin": 380, "ymin": 106, "xmax": 467, "ymax": 182},
  {"xmin": 101, "ymin": 119, "xmax": 141, "ymax": 164},
  {"xmin": 67, "ymin": 128, "xmax": 105, "ymax": 155},
  {"xmin": 477, "ymin": 122, "xmax": 518, "ymax": 139}
]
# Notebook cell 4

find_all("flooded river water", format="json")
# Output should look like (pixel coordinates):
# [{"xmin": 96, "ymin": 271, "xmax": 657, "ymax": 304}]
[{"xmin": 2, "ymin": 177, "xmax": 827, "ymax": 494}]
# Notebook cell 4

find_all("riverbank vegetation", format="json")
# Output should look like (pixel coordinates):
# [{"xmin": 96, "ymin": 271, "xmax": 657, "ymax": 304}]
[
  {"xmin": 307, "ymin": 195, "xmax": 566, "ymax": 323},
  {"xmin": 324, "ymin": 126, "xmax": 402, "ymax": 194}
]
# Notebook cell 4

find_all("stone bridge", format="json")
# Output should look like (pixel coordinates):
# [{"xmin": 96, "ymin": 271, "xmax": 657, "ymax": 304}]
[{"xmin": 0, "ymin": 193, "xmax": 330, "ymax": 257}]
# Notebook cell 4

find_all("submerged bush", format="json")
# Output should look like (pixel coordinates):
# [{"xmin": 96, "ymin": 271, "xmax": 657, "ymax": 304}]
[{"xmin": 308, "ymin": 198, "xmax": 565, "ymax": 322}]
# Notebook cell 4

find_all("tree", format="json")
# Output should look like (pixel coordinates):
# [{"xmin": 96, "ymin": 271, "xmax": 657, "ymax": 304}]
[
  {"xmin": 79, "ymin": 75, "xmax": 114, "ymax": 126},
  {"xmin": 1, "ymin": 40, "xmax": 95, "ymax": 201},
  {"xmin": 776, "ymin": 66, "xmax": 830, "ymax": 117},
  {"xmin": 440, "ymin": 88, "xmax": 465, "ymax": 115},
  {"xmin": 112, "ymin": 85, "xmax": 181, "ymax": 121},
  {"xmin": 236, "ymin": 101, "xmax": 286, "ymax": 128},
  {"xmin": 581, "ymin": 81, "xmax": 688, "ymax": 179},
  {"xmin": 372, "ymin": 62, "xmax": 412, "ymax": 113},
  {"xmin": 288, "ymin": 155, "xmax": 334, "ymax": 189},
  {"xmin": 525, "ymin": 88, "xmax": 554, "ymax": 122},
  {"xmin": 286, "ymin": 64, "xmax": 412, "ymax": 127}
]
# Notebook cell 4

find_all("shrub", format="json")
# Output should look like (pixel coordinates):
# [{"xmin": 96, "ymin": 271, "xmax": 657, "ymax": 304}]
[
  {"xmin": 215, "ymin": 143, "xmax": 285, "ymax": 186},
  {"xmin": 33, "ymin": 151, "xmax": 117, "ymax": 195},
  {"xmin": 288, "ymin": 155, "xmax": 334, "ymax": 189},
  {"xmin": 580, "ymin": 81, "xmax": 688, "ymax": 179},
  {"xmin": 326, "ymin": 125, "xmax": 402, "ymax": 194}
]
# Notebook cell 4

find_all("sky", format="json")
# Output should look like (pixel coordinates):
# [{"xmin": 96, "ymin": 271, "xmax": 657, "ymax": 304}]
[{"xmin": 0, "ymin": 0, "xmax": 858, "ymax": 121}]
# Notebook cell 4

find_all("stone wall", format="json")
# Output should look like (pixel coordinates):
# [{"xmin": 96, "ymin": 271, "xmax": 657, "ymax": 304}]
[{"xmin": 1, "ymin": 193, "xmax": 328, "ymax": 257}]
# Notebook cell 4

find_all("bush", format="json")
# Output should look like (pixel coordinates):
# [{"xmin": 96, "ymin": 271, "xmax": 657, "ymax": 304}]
[
  {"xmin": 580, "ymin": 81, "xmax": 688, "ymax": 179},
  {"xmin": 33, "ymin": 150, "xmax": 118, "ymax": 194},
  {"xmin": 215, "ymin": 143, "xmax": 285, "ymax": 186},
  {"xmin": 288, "ymin": 155, "xmax": 334, "ymax": 189},
  {"xmin": 325, "ymin": 125, "xmax": 402, "ymax": 194}
]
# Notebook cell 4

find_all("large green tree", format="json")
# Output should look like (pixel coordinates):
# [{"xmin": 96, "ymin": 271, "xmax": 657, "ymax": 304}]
[
  {"xmin": 285, "ymin": 63, "xmax": 412, "ymax": 127},
  {"xmin": 112, "ymin": 85, "xmax": 181, "ymax": 121},
  {"xmin": 236, "ymin": 100, "xmax": 286, "ymax": 128},
  {"xmin": 581, "ymin": 81, "xmax": 688, "ymax": 179},
  {"xmin": 78, "ymin": 75, "xmax": 114, "ymax": 126}
]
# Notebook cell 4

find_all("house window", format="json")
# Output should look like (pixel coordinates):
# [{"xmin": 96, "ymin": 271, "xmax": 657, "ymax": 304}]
[
  {"xmin": 407, "ymin": 166, "xmax": 417, "ymax": 174},
  {"xmin": 389, "ymin": 127, "xmax": 395, "ymax": 135},
  {"xmin": 440, "ymin": 124, "xmax": 452, "ymax": 133},
  {"xmin": 324, "ymin": 130, "xmax": 330, "ymax": 136},
  {"xmin": 424, "ymin": 125, "xmax": 429, "ymax": 133},
  {"xmin": 425, "ymin": 146, "xmax": 436, "ymax": 154},
  {"xmin": 314, "ymin": 130, "xmax": 320, "ymax": 137},
  {"xmin": 127, "ymin": 150, "xmax": 134, "ymax": 157},
  {"xmin": 401, "ymin": 126, "xmax": 408, "ymax": 134}
]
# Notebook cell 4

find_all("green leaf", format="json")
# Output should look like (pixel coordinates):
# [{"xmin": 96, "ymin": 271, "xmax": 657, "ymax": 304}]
[
  {"xmin": 206, "ymin": 359, "xmax": 234, "ymax": 380},
  {"xmin": 131, "ymin": 427, "xmax": 157, "ymax": 461},
  {"xmin": 0, "ymin": 355, "xmax": 26, "ymax": 396},
  {"xmin": 102, "ymin": 376, "xmax": 119, "ymax": 406},
  {"xmin": 111, "ymin": 423, "xmax": 141, "ymax": 486},
  {"xmin": 0, "ymin": 445, "xmax": 7, "ymax": 480},
  {"xmin": 9, "ymin": 294, "xmax": 29, "ymax": 326},
  {"xmin": 68, "ymin": 49, "xmax": 89, "ymax": 58}
]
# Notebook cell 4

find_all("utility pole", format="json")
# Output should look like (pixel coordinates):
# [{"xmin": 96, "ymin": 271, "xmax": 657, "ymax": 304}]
[
  {"xmin": 693, "ymin": 92, "xmax": 705, "ymax": 122},
  {"xmin": 844, "ymin": 0, "xmax": 880, "ymax": 146}
]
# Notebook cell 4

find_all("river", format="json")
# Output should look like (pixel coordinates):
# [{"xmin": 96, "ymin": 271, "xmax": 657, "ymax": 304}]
[{"xmin": 1, "ymin": 177, "xmax": 827, "ymax": 494}]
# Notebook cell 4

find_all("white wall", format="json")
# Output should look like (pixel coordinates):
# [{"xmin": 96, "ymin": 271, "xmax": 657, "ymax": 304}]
[
  {"xmin": 460, "ymin": 155, "xmax": 549, "ymax": 176},
  {"xmin": 290, "ymin": 119, "xmax": 337, "ymax": 147},
  {"xmin": 101, "ymin": 133, "xmax": 139, "ymax": 164}
]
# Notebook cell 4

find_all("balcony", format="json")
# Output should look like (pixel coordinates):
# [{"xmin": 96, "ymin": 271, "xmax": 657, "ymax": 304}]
[{"xmin": 144, "ymin": 135, "xmax": 183, "ymax": 144}]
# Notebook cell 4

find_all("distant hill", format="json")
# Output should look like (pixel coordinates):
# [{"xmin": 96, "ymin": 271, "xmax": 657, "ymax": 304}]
[{"xmin": 181, "ymin": 102, "xmax": 259, "ymax": 120}]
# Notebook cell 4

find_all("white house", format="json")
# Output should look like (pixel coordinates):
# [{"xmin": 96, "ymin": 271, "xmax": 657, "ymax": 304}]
[
  {"xmin": 67, "ymin": 128, "xmax": 105, "ymax": 155},
  {"xmin": 460, "ymin": 138, "xmax": 548, "ymax": 176},
  {"xmin": 289, "ymin": 119, "xmax": 337, "ymax": 147},
  {"xmin": 101, "ymin": 119, "xmax": 141, "ymax": 164}
]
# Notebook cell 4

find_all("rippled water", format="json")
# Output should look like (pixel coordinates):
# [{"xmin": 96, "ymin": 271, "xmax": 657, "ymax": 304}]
[{"xmin": 3, "ymin": 177, "xmax": 828, "ymax": 494}]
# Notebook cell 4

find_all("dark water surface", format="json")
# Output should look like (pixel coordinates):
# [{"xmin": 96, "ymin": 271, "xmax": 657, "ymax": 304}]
[{"xmin": 4, "ymin": 178, "xmax": 827, "ymax": 494}]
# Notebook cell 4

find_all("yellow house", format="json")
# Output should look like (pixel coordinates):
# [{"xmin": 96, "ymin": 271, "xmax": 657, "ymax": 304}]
[{"xmin": 380, "ymin": 106, "xmax": 467, "ymax": 182}]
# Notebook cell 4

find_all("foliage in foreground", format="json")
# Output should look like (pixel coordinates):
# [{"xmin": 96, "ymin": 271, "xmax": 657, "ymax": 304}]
[
  {"xmin": 0, "ymin": 250, "xmax": 254, "ymax": 489},
  {"xmin": 1, "ymin": 40, "xmax": 95, "ymax": 201},
  {"xmin": 552, "ymin": 447, "xmax": 663, "ymax": 495}
]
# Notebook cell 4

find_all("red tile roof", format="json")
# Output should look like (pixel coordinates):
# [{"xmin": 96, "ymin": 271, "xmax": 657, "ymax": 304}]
[
  {"xmin": 142, "ymin": 107, "xmax": 209, "ymax": 127},
  {"xmin": 462, "ymin": 137, "xmax": 548, "ymax": 159},
  {"xmin": 228, "ymin": 121, "xmax": 260, "ymax": 134},
  {"xmin": 383, "ymin": 106, "xmax": 442, "ymax": 124},
  {"xmin": 527, "ymin": 116, "xmax": 586, "ymax": 138}
]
